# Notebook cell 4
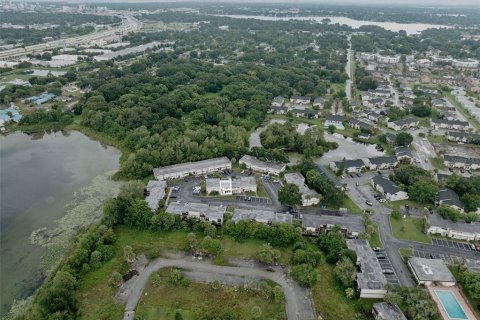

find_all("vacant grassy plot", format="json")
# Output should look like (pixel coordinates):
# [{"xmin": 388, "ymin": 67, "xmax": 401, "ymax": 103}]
[
  {"xmin": 368, "ymin": 223, "xmax": 383, "ymax": 248},
  {"xmin": 135, "ymin": 275, "xmax": 286, "ymax": 320},
  {"xmin": 341, "ymin": 196, "xmax": 363, "ymax": 214},
  {"xmin": 390, "ymin": 216, "xmax": 431, "ymax": 244},
  {"xmin": 312, "ymin": 262, "xmax": 376, "ymax": 320},
  {"xmin": 430, "ymin": 157, "xmax": 446, "ymax": 170},
  {"xmin": 76, "ymin": 227, "xmax": 294, "ymax": 319}
]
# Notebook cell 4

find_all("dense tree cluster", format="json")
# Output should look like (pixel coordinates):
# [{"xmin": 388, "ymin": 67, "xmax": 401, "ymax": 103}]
[
  {"xmin": 385, "ymin": 287, "xmax": 440, "ymax": 320},
  {"xmin": 447, "ymin": 175, "xmax": 480, "ymax": 213}
]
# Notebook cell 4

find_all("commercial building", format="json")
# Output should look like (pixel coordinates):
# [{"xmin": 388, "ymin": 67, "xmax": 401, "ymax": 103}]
[
  {"xmin": 372, "ymin": 303, "xmax": 407, "ymax": 320},
  {"xmin": 408, "ymin": 257, "xmax": 456, "ymax": 286},
  {"xmin": 346, "ymin": 239, "xmax": 388, "ymax": 298},
  {"xmin": 239, "ymin": 155, "xmax": 286, "ymax": 175},
  {"xmin": 231, "ymin": 208, "xmax": 293, "ymax": 225},
  {"xmin": 166, "ymin": 202, "xmax": 225, "ymax": 225},
  {"xmin": 153, "ymin": 157, "xmax": 231, "ymax": 180},
  {"xmin": 145, "ymin": 180, "xmax": 167, "ymax": 212},
  {"xmin": 205, "ymin": 176, "xmax": 257, "ymax": 195},
  {"xmin": 284, "ymin": 173, "xmax": 320, "ymax": 206},
  {"xmin": 371, "ymin": 175, "xmax": 408, "ymax": 201},
  {"xmin": 301, "ymin": 213, "xmax": 365, "ymax": 238},
  {"xmin": 427, "ymin": 214, "xmax": 480, "ymax": 241}
]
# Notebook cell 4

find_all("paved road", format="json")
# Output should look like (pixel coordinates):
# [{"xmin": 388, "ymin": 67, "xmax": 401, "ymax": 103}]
[
  {"xmin": 123, "ymin": 257, "xmax": 316, "ymax": 320},
  {"xmin": 410, "ymin": 129, "xmax": 436, "ymax": 171},
  {"xmin": 345, "ymin": 35, "xmax": 353, "ymax": 102}
]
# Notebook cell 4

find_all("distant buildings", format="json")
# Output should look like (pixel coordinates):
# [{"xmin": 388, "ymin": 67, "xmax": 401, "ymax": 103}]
[
  {"xmin": 347, "ymin": 239, "xmax": 387, "ymax": 298},
  {"xmin": 408, "ymin": 257, "xmax": 456, "ymax": 286},
  {"xmin": 284, "ymin": 173, "xmax": 320, "ymax": 206},
  {"xmin": 206, "ymin": 176, "xmax": 257, "ymax": 195},
  {"xmin": 153, "ymin": 157, "xmax": 231, "ymax": 180},
  {"xmin": 239, "ymin": 155, "xmax": 286, "ymax": 175},
  {"xmin": 371, "ymin": 175, "xmax": 408, "ymax": 201}
]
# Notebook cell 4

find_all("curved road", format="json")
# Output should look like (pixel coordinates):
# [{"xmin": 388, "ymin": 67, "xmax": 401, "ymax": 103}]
[{"xmin": 123, "ymin": 257, "xmax": 316, "ymax": 320}]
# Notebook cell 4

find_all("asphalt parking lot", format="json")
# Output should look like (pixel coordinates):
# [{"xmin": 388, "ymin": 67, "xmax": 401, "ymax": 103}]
[
  {"xmin": 235, "ymin": 195, "xmax": 270, "ymax": 204},
  {"xmin": 375, "ymin": 249, "xmax": 400, "ymax": 287},
  {"xmin": 412, "ymin": 250, "xmax": 462, "ymax": 264},
  {"xmin": 431, "ymin": 238, "xmax": 474, "ymax": 251}
]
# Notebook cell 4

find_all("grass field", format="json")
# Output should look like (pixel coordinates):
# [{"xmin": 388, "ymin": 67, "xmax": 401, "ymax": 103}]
[
  {"xmin": 390, "ymin": 216, "xmax": 431, "ymax": 244},
  {"xmin": 76, "ymin": 227, "xmax": 294, "ymax": 319},
  {"xmin": 135, "ymin": 273, "xmax": 286, "ymax": 320},
  {"xmin": 430, "ymin": 157, "xmax": 446, "ymax": 171},
  {"xmin": 399, "ymin": 247, "xmax": 414, "ymax": 262},
  {"xmin": 341, "ymin": 196, "xmax": 363, "ymax": 214},
  {"xmin": 368, "ymin": 223, "xmax": 383, "ymax": 248},
  {"xmin": 312, "ymin": 261, "xmax": 378, "ymax": 320}
]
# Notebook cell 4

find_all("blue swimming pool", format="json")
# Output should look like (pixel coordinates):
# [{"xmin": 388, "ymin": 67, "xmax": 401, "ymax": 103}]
[{"xmin": 435, "ymin": 290, "xmax": 468, "ymax": 320}]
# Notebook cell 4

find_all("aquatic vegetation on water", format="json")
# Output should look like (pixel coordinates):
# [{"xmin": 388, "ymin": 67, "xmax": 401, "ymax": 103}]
[{"xmin": 30, "ymin": 171, "xmax": 122, "ymax": 276}]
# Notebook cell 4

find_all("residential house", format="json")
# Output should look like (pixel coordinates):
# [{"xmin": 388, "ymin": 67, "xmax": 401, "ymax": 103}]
[
  {"xmin": 166, "ymin": 202, "xmax": 226, "ymax": 225},
  {"xmin": 290, "ymin": 96, "xmax": 310, "ymax": 105},
  {"xmin": 437, "ymin": 188, "xmax": 465, "ymax": 213},
  {"xmin": 313, "ymin": 97, "xmax": 325, "ymax": 109},
  {"xmin": 431, "ymin": 119, "xmax": 469, "ymax": 131},
  {"xmin": 291, "ymin": 108, "xmax": 319, "ymax": 119},
  {"xmin": 364, "ymin": 156, "xmax": 398, "ymax": 170},
  {"xmin": 366, "ymin": 111, "xmax": 383, "ymax": 123},
  {"xmin": 395, "ymin": 146, "xmax": 413, "ymax": 162},
  {"xmin": 302, "ymin": 213, "xmax": 365, "ymax": 238},
  {"xmin": 330, "ymin": 159, "xmax": 365, "ymax": 174},
  {"xmin": 443, "ymin": 155, "xmax": 480, "ymax": 170},
  {"xmin": 206, "ymin": 176, "xmax": 257, "ymax": 195},
  {"xmin": 387, "ymin": 118, "xmax": 419, "ymax": 131},
  {"xmin": 348, "ymin": 119, "xmax": 374, "ymax": 132},
  {"xmin": 284, "ymin": 173, "xmax": 321, "ymax": 206},
  {"xmin": 239, "ymin": 155, "xmax": 286, "ymax": 175},
  {"xmin": 271, "ymin": 96, "xmax": 285, "ymax": 107},
  {"xmin": 372, "ymin": 303, "xmax": 407, "ymax": 320},
  {"xmin": 324, "ymin": 115, "xmax": 346, "ymax": 130},
  {"xmin": 145, "ymin": 180, "xmax": 167, "ymax": 212},
  {"xmin": 427, "ymin": 213, "xmax": 480, "ymax": 241},
  {"xmin": 347, "ymin": 239, "xmax": 388, "ymax": 298},
  {"xmin": 270, "ymin": 105, "xmax": 288, "ymax": 115},
  {"xmin": 371, "ymin": 175, "xmax": 408, "ymax": 201},
  {"xmin": 231, "ymin": 208, "xmax": 292, "ymax": 225},
  {"xmin": 153, "ymin": 157, "xmax": 231, "ymax": 180}
]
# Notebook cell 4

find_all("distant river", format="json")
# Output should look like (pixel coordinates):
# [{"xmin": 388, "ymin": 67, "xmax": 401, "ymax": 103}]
[
  {"xmin": 215, "ymin": 15, "xmax": 451, "ymax": 34},
  {"xmin": 0, "ymin": 131, "xmax": 120, "ymax": 315}
]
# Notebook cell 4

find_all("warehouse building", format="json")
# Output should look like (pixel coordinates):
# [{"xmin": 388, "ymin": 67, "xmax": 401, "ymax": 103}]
[{"xmin": 153, "ymin": 157, "xmax": 231, "ymax": 180}]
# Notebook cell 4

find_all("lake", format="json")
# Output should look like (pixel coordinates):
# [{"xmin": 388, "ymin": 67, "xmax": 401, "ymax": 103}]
[
  {"xmin": 215, "ymin": 15, "xmax": 450, "ymax": 34},
  {"xmin": 0, "ymin": 131, "xmax": 120, "ymax": 315}
]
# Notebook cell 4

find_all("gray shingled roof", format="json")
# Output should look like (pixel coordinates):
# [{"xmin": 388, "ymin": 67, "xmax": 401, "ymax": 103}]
[{"xmin": 372, "ymin": 175, "xmax": 402, "ymax": 194}]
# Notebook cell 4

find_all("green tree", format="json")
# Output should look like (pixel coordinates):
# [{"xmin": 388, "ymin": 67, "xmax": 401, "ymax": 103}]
[
  {"xmin": 395, "ymin": 132, "xmax": 413, "ymax": 146},
  {"xmin": 334, "ymin": 257, "xmax": 356, "ymax": 288},
  {"xmin": 109, "ymin": 271, "xmax": 123, "ymax": 288},
  {"xmin": 89, "ymin": 250, "xmax": 102, "ymax": 269},
  {"xmin": 256, "ymin": 243, "xmax": 280, "ymax": 265},
  {"xmin": 278, "ymin": 183, "xmax": 302, "ymax": 207},
  {"xmin": 291, "ymin": 264, "xmax": 317, "ymax": 287},
  {"xmin": 328, "ymin": 124, "xmax": 336, "ymax": 134},
  {"xmin": 408, "ymin": 180, "xmax": 438, "ymax": 204}
]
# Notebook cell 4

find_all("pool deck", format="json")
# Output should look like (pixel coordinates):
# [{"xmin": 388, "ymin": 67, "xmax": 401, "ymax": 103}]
[{"xmin": 427, "ymin": 285, "xmax": 478, "ymax": 320}]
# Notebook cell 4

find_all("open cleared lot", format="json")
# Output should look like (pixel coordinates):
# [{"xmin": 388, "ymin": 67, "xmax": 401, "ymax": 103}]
[
  {"xmin": 136, "ymin": 276, "xmax": 286, "ymax": 320},
  {"xmin": 390, "ymin": 216, "xmax": 431, "ymax": 244}
]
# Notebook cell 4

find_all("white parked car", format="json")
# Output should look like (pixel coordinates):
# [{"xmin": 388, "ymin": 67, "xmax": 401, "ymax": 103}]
[{"xmin": 379, "ymin": 198, "xmax": 386, "ymax": 203}]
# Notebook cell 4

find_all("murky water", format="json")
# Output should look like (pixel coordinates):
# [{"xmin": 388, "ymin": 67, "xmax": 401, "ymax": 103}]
[
  {"xmin": 0, "ymin": 131, "xmax": 120, "ymax": 315},
  {"xmin": 215, "ymin": 15, "xmax": 450, "ymax": 34}
]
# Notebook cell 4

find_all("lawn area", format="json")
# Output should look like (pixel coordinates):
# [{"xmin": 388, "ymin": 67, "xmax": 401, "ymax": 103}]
[
  {"xmin": 256, "ymin": 178, "xmax": 269, "ymax": 198},
  {"xmin": 340, "ymin": 196, "xmax": 363, "ymax": 214},
  {"xmin": 76, "ymin": 227, "xmax": 294, "ymax": 319},
  {"xmin": 390, "ymin": 216, "xmax": 431, "ymax": 244},
  {"xmin": 135, "ymin": 273, "xmax": 286, "ymax": 320},
  {"xmin": 399, "ymin": 247, "xmax": 414, "ymax": 263},
  {"xmin": 312, "ymin": 261, "xmax": 377, "ymax": 320},
  {"xmin": 368, "ymin": 223, "xmax": 383, "ymax": 248},
  {"xmin": 430, "ymin": 157, "xmax": 446, "ymax": 170}
]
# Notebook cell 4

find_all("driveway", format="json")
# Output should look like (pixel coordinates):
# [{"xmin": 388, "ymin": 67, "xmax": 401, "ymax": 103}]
[{"xmin": 123, "ymin": 256, "xmax": 316, "ymax": 320}]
